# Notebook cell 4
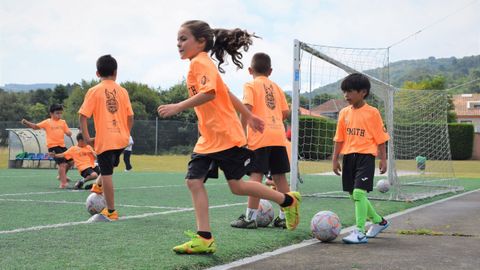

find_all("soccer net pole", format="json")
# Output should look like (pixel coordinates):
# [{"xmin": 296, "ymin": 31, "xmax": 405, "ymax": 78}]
[{"xmin": 290, "ymin": 39, "xmax": 398, "ymax": 194}]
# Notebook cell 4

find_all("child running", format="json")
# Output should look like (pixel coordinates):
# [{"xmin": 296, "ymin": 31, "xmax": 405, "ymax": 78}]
[
  {"xmin": 50, "ymin": 133, "xmax": 99, "ymax": 190},
  {"xmin": 79, "ymin": 54, "xmax": 134, "ymax": 221},
  {"xmin": 332, "ymin": 73, "xmax": 390, "ymax": 244},
  {"xmin": 21, "ymin": 104, "xmax": 73, "ymax": 188},
  {"xmin": 230, "ymin": 52, "xmax": 291, "ymax": 229},
  {"xmin": 157, "ymin": 20, "xmax": 301, "ymax": 254}
]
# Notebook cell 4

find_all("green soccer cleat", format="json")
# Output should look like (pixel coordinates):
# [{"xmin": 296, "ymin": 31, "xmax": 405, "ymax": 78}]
[
  {"xmin": 282, "ymin": 191, "xmax": 301, "ymax": 230},
  {"xmin": 173, "ymin": 230, "xmax": 216, "ymax": 254}
]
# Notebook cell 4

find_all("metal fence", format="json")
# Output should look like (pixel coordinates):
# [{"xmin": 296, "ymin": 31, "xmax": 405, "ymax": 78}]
[{"xmin": 1, "ymin": 119, "xmax": 198, "ymax": 155}]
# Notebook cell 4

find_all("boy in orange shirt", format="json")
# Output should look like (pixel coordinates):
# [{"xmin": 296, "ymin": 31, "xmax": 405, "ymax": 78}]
[
  {"xmin": 50, "ymin": 133, "xmax": 100, "ymax": 190},
  {"xmin": 157, "ymin": 20, "xmax": 301, "ymax": 254},
  {"xmin": 21, "ymin": 104, "xmax": 73, "ymax": 188},
  {"xmin": 230, "ymin": 52, "xmax": 291, "ymax": 229},
  {"xmin": 79, "ymin": 55, "xmax": 134, "ymax": 221},
  {"xmin": 332, "ymin": 73, "xmax": 390, "ymax": 244}
]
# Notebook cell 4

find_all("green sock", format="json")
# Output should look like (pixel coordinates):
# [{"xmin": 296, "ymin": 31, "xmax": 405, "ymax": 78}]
[
  {"xmin": 366, "ymin": 198, "xmax": 382, "ymax": 224},
  {"xmin": 352, "ymin": 189, "xmax": 368, "ymax": 233}
]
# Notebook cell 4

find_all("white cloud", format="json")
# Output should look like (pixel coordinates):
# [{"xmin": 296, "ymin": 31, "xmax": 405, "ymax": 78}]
[{"xmin": 1, "ymin": 0, "xmax": 479, "ymax": 97}]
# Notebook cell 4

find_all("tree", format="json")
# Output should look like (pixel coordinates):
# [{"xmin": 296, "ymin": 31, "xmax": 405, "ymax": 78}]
[
  {"xmin": 403, "ymin": 75, "xmax": 446, "ymax": 90},
  {"xmin": 29, "ymin": 88, "xmax": 53, "ymax": 106},
  {"xmin": 313, "ymin": 93, "xmax": 336, "ymax": 106},
  {"xmin": 121, "ymin": 81, "xmax": 161, "ymax": 120},
  {"xmin": 27, "ymin": 103, "xmax": 48, "ymax": 122},
  {"xmin": 52, "ymin": 85, "xmax": 69, "ymax": 104},
  {"xmin": 0, "ymin": 90, "xmax": 28, "ymax": 121}
]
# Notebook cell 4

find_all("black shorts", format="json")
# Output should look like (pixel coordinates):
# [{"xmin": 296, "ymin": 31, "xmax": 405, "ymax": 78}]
[
  {"xmin": 97, "ymin": 149, "xmax": 123, "ymax": 176},
  {"xmin": 249, "ymin": 146, "xmax": 290, "ymax": 175},
  {"xmin": 80, "ymin": 166, "xmax": 101, "ymax": 178},
  {"xmin": 186, "ymin": 146, "xmax": 254, "ymax": 182},
  {"xmin": 48, "ymin": 146, "xmax": 73, "ymax": 165},
  {"xmin": 342, "ymin": 153, "xmax": 375, "ymax": 193}
]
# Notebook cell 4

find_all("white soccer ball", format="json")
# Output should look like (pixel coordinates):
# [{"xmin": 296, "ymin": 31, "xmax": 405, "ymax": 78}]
[
  {"xmin": 86, "ymin": 193, "xmax": 106, "ymax": 215},
  {"xmin": 311, "ymin": 211, "xmax": 342, "ymax": 242},
  {"xmin": 376, "ymin": 179, "xmax": 390, "ymax": 193},
  {"xmin": 256, "ymin": 199, "xmax": 275, "ymax": 227}
]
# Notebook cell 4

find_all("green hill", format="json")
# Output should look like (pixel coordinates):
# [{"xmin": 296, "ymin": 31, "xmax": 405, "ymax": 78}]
[{"xmin": 310, "ymin": 55, "xmax": 480, "ymax": 96}]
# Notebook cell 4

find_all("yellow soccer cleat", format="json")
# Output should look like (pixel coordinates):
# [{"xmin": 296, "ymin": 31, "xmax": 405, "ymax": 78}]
[
  {"xmin": 282, "ymin": 191, "xmax": 302, "ymax": 230},
  {"xmin": 173, "ymin": 231, "xmax": 216, "ymax": 254},
  {"xmin": 100, "ymin": 208, "xmax": 118, "ymax": 221},
  {"xmin": 90, "ymin": 184, "xmax": 103, "ymax": 194}
]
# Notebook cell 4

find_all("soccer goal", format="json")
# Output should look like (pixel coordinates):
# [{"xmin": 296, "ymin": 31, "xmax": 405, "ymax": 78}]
[{"xmin": 290, "ymin": 39, "xmax": 462, "ymax": 201}]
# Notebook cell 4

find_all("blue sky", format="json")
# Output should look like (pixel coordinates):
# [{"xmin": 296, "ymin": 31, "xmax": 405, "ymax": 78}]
[{"xmin": 1, "ymin": 0, "xmax": 479, "ymax": 96}]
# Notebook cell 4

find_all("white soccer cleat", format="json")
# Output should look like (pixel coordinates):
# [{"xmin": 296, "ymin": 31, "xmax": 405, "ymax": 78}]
[
  {"xmin": 87, "ymin": 213, "xmax": 111, "ymax": 223},
  {"xmin": 366, "ymin": 220, "xmax": 390, "ymax": 238},
  {"xmin": 342, "ymin": 229, "xmax": 368, "ymax": 244}
]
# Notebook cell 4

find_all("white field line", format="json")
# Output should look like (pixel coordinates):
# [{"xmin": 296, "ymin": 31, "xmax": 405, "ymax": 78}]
[
  {"xmin": 0, "ymin": 183, "xmax": 226, "ymax": 197},
  {"xmin": 0, "ymin": 198, "xmax": 186, "ymax": 210},
  {"xmin": 0, "ymin": 202, "xmax": 246, "ymax": 235},
  {"xmin": 206, "ymin": 188, "xmax": 480, "ymax": 270}
]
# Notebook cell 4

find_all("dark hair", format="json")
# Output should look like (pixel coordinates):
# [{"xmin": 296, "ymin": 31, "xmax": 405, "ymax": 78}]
[
  {"xmin": 340, "ymin": 73, "xmax": 371, "ymax": 98},
  {"xmin": 251, "ymin": 52, "xmax": 271, "ymax": 75},
  {"xmin": 76, "ymin": 133, "xmax": 84, "ymax": 141},
  {"xmin": 49, "ymin": 104, "xmax": 64, "ymax": 113},
  {"xmin": 96, "ymin": 54, "xmax": 117, "ymax": 77},
  {"xmin": 181, "ymin": 20, "xmax": 257, "ymax": 73}
]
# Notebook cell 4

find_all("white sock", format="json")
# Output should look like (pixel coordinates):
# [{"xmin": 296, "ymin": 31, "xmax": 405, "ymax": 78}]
[
  {"xmin": 246, "ymin": 208, "xmax": 258, "ymax": 221},
  {"xmin": 279, "ymin": 210, "xmax": 285, "ymax": 219}
]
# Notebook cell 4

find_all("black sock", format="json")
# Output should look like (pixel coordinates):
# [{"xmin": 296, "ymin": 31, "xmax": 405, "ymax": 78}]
[
  {"xmin": 280, "ymin": 194, "xmax": 293, "ymax": 207},
  {"xmin": 197, "ymin": 231, "xmax": 212, "ymax": 239},
  {"xmin": 379, "ymin": 218, "xmax": 387, "ymax": 225},
  {"xmin": 108, "ymin": 209, "xmax": 115, "ymax": 214}
]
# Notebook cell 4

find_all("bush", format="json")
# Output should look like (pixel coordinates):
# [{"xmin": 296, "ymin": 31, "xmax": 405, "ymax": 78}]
[
  {"xmin": 298, "ymin": 116, "xmax": 336, "ymax": 160},
  {"xmin": 448, "ymin": 123, "xmax": 474, "ymax": 160}
]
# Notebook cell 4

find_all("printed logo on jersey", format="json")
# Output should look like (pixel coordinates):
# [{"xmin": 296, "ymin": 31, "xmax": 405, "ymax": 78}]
[
  {"xmin": 105, "ymin": 89, "xmax": 118, "ymax": 114},
  {"xmin": 346, "ymin": 128, "xmax": 365, "ymax": 137},
  {"xmin": 201, "ymin": 75, "xmax": 209, "ymax": 86},
  {"xmin": 189, "ymin": 85, "xmax": 198, "ymax": 95},
  {"xmin": 263, "ymin": 83, "xmax": 276, "ymax": 110}
]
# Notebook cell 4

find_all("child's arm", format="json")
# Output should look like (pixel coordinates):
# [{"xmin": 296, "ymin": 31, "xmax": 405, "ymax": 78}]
[
  {"xmin": 332, "ymin": 141, "xmax": 343, "ymax": 176},
  {"xmin": 228, "ymin": 91, "xmax": 264, "ymax": 133},
  {"xmin": 157, "ymin": 92, "xmax": 215, "ymax": 118},
  {"xmin": 48, "ymin": 152, "xmax": 65, "ymax": 158},
  {"xmin": 240, "ymin": 104, "xmax": 253, "ymax": 135},
  {"xmin": 21, "ymin": 119, "xmax": 40, "ymax": 130},
  {"xmin": 79, "ymin": 114, "xmax": 94, "ymax": 145},
  {"xmin": 378, "ymin": 143, "xmax": 387, "ymax": 174}
]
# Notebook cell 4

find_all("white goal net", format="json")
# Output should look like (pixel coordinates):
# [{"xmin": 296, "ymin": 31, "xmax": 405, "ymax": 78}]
[{"xmin": 290, "ymin": 40, "xmax": 462, "ymax": 201}]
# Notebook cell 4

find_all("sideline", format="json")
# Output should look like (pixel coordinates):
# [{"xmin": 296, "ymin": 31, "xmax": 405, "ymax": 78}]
[{"xmin": 206, "ymin": 189, "xmax": 480, "ymax": 270}]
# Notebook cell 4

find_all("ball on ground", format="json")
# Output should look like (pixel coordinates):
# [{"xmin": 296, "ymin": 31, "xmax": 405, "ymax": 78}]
[
  {"xmin": 86, "ymin": 193, "xmax": 106, "ymax": 215},
  {"xmin": 256, "ymin": 199, "xmax": 274, "ymax": 227},
  {"xmin": 376, "ymin": 179, "xmax": 390, "ymax": 193},
  {"xmin": 311, "ymin": 210, "xmax": 341, "ymax": 242}
]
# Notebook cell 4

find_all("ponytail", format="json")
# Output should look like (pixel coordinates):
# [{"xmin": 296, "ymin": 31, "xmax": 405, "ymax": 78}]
[{"xmin": 182, "ymin": 20, "xmax": 258, "ymax": 73}]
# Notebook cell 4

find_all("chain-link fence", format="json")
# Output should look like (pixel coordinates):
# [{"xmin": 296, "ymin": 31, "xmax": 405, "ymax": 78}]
[{"xmin": 1, "ymin": 119, "xmax": 198, "ymax": 155}]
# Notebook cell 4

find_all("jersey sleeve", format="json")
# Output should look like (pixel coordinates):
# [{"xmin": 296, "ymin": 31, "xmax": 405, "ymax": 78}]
[
  {"xmin": 63, "ymin": 147, "xmax": 74, "ymax": 160},
  {"xmin": 62, "ymin": 120, "xmax": 71, "ymax": 134},
  {"xmin": 192, "ymin": 61, "xmax": 218, "ymax": 94},
  {"xmin": 370, "ymin": 109, "xmax": 390, "ymax": 144},
  {"xmin": 333, "ymin": 109, "xmax": 345, "ymax": 142},
  {"xmin": 242, "ymin": 82, "xmax": 254, "ymax": 106},
  {"xmin": 78, "ymin": 90, "xmax": 95, "ymax": 118},
  {"xmin": 36, "ymin": 119, "xmax": 48, "ymax": 129}
]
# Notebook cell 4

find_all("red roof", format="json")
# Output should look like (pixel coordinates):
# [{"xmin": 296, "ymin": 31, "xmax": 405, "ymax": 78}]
[
  {"xmin": 299, "ymin": 107, "xmax": 325, "ymax": 118},
  {"xmin": 453, "ymin": 94, "xmax": 480, "ymax": 117},
  {"xmin": 311, "ymin": 99, "xmax": 349, "ymax": 114}
]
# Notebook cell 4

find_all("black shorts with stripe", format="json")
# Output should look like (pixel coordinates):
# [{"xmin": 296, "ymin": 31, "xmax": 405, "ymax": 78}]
[
  {"xmin": 342, "ymin": 153, "xmax": 375, "ymax": 193},
  {"xmin": 186, "ymin": 146, "xmax": 254, "ymax": 182}
]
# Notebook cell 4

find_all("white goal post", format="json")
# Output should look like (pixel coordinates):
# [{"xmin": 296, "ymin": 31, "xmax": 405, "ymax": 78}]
[{"xmin": 290, "ymin": 39, "xmax": 462, "ymax": 201}]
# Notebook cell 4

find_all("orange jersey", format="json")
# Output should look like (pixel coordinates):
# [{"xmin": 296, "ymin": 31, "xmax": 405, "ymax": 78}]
[
  {"xmin": 243, "ymin": 76, "xmax": 289, "ymax": 150},
  {"xmin": 186, "ymin": 52, "xmax": 246, "ymax": 154},
  {"xmin": 37, "ymin": 118, "xmax": 70, "ymax": 148},
  {"xmin": 78, "ymin": 80, "xmax": 134, "ymax": 155},
  {"xmin": 63, "ymin": 145, "xmax": 96, "ymax": 173},
  {"xmin": 334, "ymin": 103, "xmax": 389, "ymax": 156}
]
